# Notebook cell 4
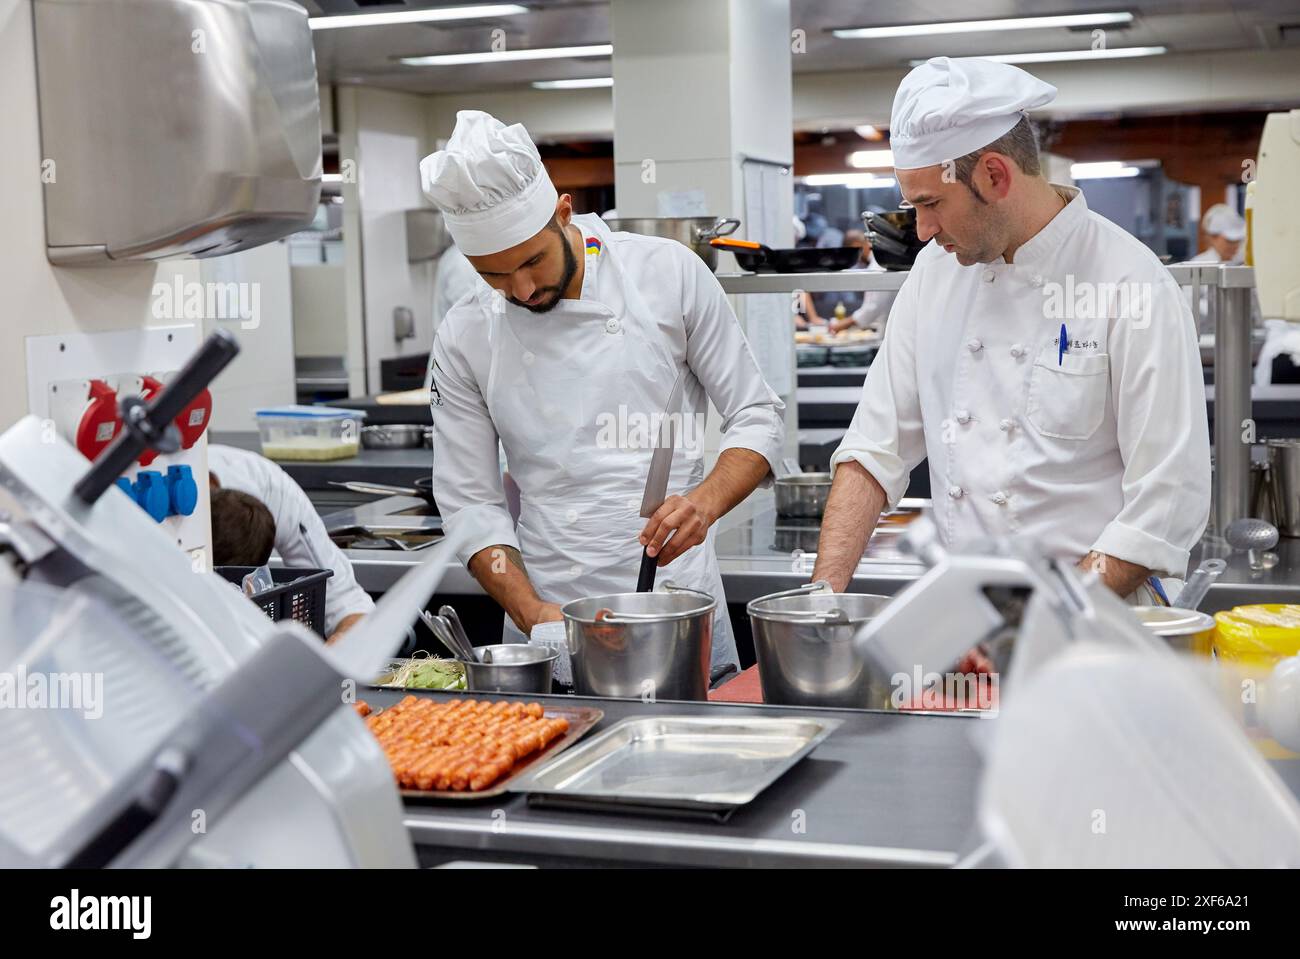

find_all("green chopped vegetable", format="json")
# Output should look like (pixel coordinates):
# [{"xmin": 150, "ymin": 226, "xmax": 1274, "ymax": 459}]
[{"xmin": 381, "ymin": 651, "xmax": 466, "ymax": 690}]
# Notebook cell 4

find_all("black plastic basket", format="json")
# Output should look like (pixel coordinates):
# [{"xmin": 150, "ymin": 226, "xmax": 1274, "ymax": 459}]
[{"xmin": 215, "ymin": 566, "xmax": 333, "ymax": 637}]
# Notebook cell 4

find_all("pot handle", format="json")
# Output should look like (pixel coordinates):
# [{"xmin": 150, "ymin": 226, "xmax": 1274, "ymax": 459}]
[
  {"xmin": 752, "ymin": 580, "xmax": 834, "ymax": 604},
  {"xmin": 656, "ymin": 580, "xmax": 715, "ymax": 601},
  {"xmin": 694, "ymin": 217, "xmax": 741, "ymax": 242}
]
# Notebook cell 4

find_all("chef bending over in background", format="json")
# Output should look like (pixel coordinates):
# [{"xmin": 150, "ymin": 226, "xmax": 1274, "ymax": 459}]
[
  {"xmin": 813, "ymin": 58, "xmax": 1211, "ymax": 604},
  {"xmin": 208, "ymin": 444, "xmax": 374, "ymax": 643},
  {"xmin": 419, "ymin": 110, "xmax": 785, "ymax": 682}
]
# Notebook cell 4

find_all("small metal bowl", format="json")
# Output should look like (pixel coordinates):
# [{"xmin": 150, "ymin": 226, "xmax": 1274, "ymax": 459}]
[
  {"xmin": 464, "ymin": 644, "xmax": 558, "ymax": 694},
  {"xmin": 1132, "ymin": 605, "xmax": 1217, "ymax": 656},
  {"xmin": 361, "ymin": 424, "xmax": 425, "ymax": 450}
]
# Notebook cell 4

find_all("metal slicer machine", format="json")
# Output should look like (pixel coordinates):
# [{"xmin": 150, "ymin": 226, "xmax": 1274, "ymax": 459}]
[
  {"xmin": 0, "ymin": 331, "xmax": 468, "ymax": 868},
  {"xmin": 853, "ymin": 517, "xmax": 1300, "ymax": 867}
]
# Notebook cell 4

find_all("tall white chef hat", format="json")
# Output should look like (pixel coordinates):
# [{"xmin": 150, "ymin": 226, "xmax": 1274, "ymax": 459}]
[
  {"xmin": 419, "ymin": 110, "xmax": 559, "ymax": 256},
  {"xmin": 1202, "ymin": 203, "xmax": 1246, "ymax": 241},
  {"xmin": 889, "ymin": 57, "xmax": 1057, "ymax": 171}
]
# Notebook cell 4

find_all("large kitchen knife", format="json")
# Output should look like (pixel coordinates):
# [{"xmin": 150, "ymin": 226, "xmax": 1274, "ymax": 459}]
[{"xmin": 636, "ymin": 369, "xmax": 687, "ymax": 592}]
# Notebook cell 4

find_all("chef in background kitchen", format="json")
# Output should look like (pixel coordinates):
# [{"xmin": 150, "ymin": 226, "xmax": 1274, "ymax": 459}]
[
  {"xmin": 813, "ymin": 57, "xmax": 1210, "ymax": 605},
  {"xmin": 420, "ymin": 110, "xmax": 785, "ymax": 681},
  {"xmin": 208, "ymin": 444, "xmax": 374, "ymax": 642},
  {"xmin": 1184, "ymin": 203, "xmax": 1249, "ymax": 335}
]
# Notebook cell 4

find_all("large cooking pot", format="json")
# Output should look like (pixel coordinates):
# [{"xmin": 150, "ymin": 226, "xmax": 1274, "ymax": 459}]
[
  {"xmin": 605, "ymin": 217, "xmax": 740, "ymax": 272},
  {"xmin": 562, "ymin": 582, "xmax": 715, "ymax": 701},
  {"xmin": 775, "ymin": 472, "xmax": 832, "ymax": 518},
  {"xmin": 747, "ymin": 583, "xmax": 894, "ymax": 708},
  {"xmin": 1265, "ymin": 438, "xmax": 1300, "ymax": 537}
]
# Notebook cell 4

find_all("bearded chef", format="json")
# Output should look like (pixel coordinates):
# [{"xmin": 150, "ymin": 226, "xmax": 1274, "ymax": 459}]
[
  {"xmin": 420, "ymin": 110, "xmax": 785, "ymax": 682},
  {"xmin": 812, "ymin": 58, "xmax": 1211, "ymax": 603}
]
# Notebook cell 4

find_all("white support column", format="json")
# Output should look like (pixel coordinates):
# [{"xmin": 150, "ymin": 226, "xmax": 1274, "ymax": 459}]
[{"xmin": 611, "ymin": 0, "xmax": 799, "ymax": 471}]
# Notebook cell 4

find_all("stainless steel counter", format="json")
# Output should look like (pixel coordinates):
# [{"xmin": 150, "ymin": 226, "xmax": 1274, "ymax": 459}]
[
  {"xmin": 328, "ymin": 489, "xmax": 1300, "ymax": 611},
  {"xmin": 369, "ymin": 686, "xmax": 981, "ymax": 868}
]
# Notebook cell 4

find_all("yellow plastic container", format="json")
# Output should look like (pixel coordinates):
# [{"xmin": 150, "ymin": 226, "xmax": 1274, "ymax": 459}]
[
  {"xmin": 1214, "ymin": 604, "xmax": 1300, "ymax": 667},
  {"xmin": 1214, "ymin": 604, "xmax": 1300, "ymax": 758}
]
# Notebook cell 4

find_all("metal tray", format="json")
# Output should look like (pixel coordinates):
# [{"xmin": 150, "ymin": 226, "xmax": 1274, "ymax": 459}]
[
  {"xmin": 393, "ymin": 704, "xmax": 604, "ymax": 802},
  {"xmin": 508, "ymin": 714, "xmax": 841, "ymax": 816}
]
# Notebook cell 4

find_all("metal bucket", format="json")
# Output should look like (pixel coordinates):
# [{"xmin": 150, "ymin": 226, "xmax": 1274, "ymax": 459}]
[
  {"xmin": 1131, "ymin": 606, "xmax": 1217, "ymax": 656},
  {"xmin": 775, "ymin": 472, "xmax": 832, "ymax": 518},
  {"xmin": 747, "ymin": 584, "xmax": 894, "ymax": 708},
  {"xmin": 1266, "ymin": 439, "xmax": 1300, "ymax": 537},
  {"xmin": 604, "ymin": 217, "xmax": 739, "ymax": 271},
  {"xmin": 562, "ymin": 583, "xmax": 715, "ymax": 701}
]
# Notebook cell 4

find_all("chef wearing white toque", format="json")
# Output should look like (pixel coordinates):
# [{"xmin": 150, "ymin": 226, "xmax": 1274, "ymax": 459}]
[
  {"xmin": 812, "ymin": 58, "xmax": 1211, "ymax": 604},
  {"xmin": 419, "ymin": 110, "xmax": 785, "ymax": 681}
]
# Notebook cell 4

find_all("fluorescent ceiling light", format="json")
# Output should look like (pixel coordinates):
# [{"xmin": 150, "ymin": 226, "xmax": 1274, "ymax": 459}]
[
  {"xmin": 532, "ymin": 77, "xmax": 614, "ymax": 90},
  {"xmin": 802, "ymin": 173, "xmax": 897, "ymax": 189},
  {"xmin": 835, "ymin": 12, "xmax": 1133, "ymax": 39},
  {"xmin": 310, "ymin": 5, "xmax": 527, "ymax": 31},
  {"xmin": 848, "ymin": 149, "xmax": 894, "ymax": 169},
  {"xmin": 1071, "ymin": 161, "xmax": 1141, "ymax": 179},
  {"xmin": 854, "ymin": 124, "xmax": 882, "ymax": 140},
  {"xmin": 911, "ymin": 45, "xmax": 1165, "ymax": 66},
  {"xmin": 401, "ymin": 44, "xmax": 613, "ymax": 67},
  {"xmin": 321, "ymin": 173, "xmax": 343, "ymax": 183}
]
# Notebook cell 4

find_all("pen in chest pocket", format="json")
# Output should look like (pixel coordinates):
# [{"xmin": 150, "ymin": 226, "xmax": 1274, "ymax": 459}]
[{"xmin": 1058, "ymin": 323, "xmax": 1068, "ymax": 365}]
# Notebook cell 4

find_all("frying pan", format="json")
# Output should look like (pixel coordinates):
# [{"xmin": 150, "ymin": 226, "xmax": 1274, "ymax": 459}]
[
  {"xmin": 330, "ymin": 476, "xmax": 436, "ymax": 506},
  {"xmin": 863, "ymin": 209, "xmax": 926, "ymax": 271},
  {"xmin": 709, "ymin": 238, "xmax": 861, "ymax": 274}
]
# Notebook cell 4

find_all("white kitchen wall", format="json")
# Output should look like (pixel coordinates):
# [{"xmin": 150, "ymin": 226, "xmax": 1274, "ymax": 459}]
[{"xmin": 336, "ymin": 85, "xmax": 436, "ymax": 394}]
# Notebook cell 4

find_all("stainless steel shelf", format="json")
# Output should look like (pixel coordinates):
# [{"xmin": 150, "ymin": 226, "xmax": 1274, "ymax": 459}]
[{"xmin": 716, "ymin": 271, "xmax": 910, "ymax": 294}]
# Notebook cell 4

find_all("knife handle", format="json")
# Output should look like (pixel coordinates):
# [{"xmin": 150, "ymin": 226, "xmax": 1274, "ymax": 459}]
[{"xmin": 636, "ymin": 546, "xmax": 658, "ymax": 593}]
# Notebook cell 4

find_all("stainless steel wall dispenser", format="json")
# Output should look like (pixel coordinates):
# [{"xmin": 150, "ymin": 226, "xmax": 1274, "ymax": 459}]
[{"xmin": 34, "ymin": 0, "xmax": 323, "ymax": 265}]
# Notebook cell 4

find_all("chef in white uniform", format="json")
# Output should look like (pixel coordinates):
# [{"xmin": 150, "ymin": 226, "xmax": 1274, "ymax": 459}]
[
  {"xmin": 208, "ymin": 444, "xmax": 375, "ymax": 640},
  {"xmin": 419, "ymin": 111, "xmax": 785, "ymax": 681},
  {"xmin": 812, "ymin": 58, "xmax": 1211, "ymax": 604}
]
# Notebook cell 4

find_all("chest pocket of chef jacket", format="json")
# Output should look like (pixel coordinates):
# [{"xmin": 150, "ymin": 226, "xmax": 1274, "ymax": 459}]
[{"xmin": 1026, "ymin": 352, "xmax": 1110, "ymax": 441}]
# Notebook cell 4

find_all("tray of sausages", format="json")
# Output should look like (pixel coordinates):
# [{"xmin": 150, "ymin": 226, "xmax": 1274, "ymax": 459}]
[{"xmin": 354, "ymin": 695, "xmax": 604, "ymax": 800}]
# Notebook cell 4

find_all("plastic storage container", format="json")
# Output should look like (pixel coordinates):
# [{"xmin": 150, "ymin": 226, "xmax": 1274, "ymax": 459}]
[
  {"xmin": 215, "ymin": 566, "xmax": 333, "ymax": 637},
  {"xmin": 1214, "ymin": 604, "xmax": 1300, "ymax": 759},
  {"xmin": 254, "ymin": 405, "xmax": 365, "ymax": 461}
]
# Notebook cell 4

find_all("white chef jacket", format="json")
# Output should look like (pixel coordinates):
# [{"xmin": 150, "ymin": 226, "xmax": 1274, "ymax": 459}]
[
  {"xmin": 208, "ymin": 444, "xmax": 376, "ymax": 635},
  {"xmin": 832, "ymin": 186, "xmax": 1211, "ymax": 577},
  {"xmin": 429, "ymin": 213, "xmax": 787, "ymax": 569},
  {"xmin": 431, "ymin": 245, "xmax": 484, "ymax": 335},
  {"xmin": 850, "ymin": 252, "xmax": 897, "ymax": 330}
]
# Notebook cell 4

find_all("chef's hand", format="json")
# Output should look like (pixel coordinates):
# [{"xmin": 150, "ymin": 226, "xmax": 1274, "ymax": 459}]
[
  {"xmin": 639, "ymin": 494, "xmax": 715, "ymax": 568},
  {"xmin": 954, "ymin": 645, "xmax": 995, "ymax": 675},
  {"xmin": 523, "ymin": 601, "xmax": 564, "ymax": 633}
]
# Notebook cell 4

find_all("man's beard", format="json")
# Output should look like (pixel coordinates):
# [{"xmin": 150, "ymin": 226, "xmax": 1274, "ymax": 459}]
[{"xmin": 510, "ymin": 223, "xmax": 578, "ymax": 314}]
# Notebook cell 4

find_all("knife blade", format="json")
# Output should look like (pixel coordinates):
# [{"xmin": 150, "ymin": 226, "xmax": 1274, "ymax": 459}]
[{"xmin": 636, "ymin": 369, "xmax": 687, "ymax": 591}]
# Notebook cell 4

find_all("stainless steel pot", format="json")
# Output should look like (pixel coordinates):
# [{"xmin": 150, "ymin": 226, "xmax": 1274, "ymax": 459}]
[
  {"xmin": 605, "ymin": 217, "xmax": 740, "ymax": 272},
  {"xmin": 1131, "ymin": 606, "xmax": 1217, "ymax": 656},
  {"xmin": 775, "ymin": 472, "xmax": 832, "ymax": 518},
  {"xmin": 1266, "ymin": 438, "xmax": 1300, "ymax": 537},
  {"xmin": 748, "ymin": 583, "xmax": 894, "ymax": 708},
  {"xmin": 361, "ymin": 424, "xmax": 424, "ymax": 450},
  {"xmin": 562, "ymin": 582, "xmax": 715, "ymax": 701},
  {"xmin": 464, "ymin": 644, "xmax": 558, "ymax": 694}
]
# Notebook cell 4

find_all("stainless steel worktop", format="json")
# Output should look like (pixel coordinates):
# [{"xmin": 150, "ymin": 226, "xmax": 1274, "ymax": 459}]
[
  {"xmin": 326, "ymin": 489, "xmax": 1300, "ymax": 612},
  {"xmin": 367, "ymin": 686, "xmax": 981, "ymax": 868}
]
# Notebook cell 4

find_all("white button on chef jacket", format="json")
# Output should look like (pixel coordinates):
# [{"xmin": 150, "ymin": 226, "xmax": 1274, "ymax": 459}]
[{"xmin": 830, "ymin": 187, "xmax": 1210, "ymax": 576}]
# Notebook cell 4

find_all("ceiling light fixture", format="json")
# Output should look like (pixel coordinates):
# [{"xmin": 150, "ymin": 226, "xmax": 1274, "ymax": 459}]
[
  {"xmin": 401, "ymin": 44, "xmax": 613, "ymax": 67},
  {"xmin": 532, "ymin": 77, "xmax": 614, "ymax": 90},
  {"xmin": 834, "ymin": 12, "xmax": 1133, "ymax": 39},
  {"xmin": 310, "ymin": 4, "xmax": 528, "ymax": 31}
]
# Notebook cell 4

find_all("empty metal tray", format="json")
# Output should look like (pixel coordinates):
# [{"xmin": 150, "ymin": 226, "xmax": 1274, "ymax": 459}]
[{"xmin": 509, "ymin": 714, "xmax": 841, "ymax": 817}]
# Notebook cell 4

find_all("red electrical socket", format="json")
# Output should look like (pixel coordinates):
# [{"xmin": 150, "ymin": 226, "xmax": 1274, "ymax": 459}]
[{"xmin": 73, "ymin": 379, "xmax": 122, "ymax": 462}]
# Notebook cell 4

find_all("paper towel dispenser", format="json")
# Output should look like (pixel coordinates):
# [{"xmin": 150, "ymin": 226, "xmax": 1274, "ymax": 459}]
[{"xmin": 34, "ymin": 0, "xmax": 323, "ymax": 266}]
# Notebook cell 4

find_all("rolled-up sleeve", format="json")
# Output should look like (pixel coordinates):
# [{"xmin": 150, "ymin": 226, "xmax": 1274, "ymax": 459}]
[
  {"xmin": 829, "ymin": 273, "xmax": 926, "ymax": 507},
  {"xmin": 1092, "ymin": 272, "xmax": 1211, "ymax": 576},
  {"xmin": 679, "ymin": 249, "xmax": 786, "ymax": 484},
  {"xmin": 429, "ymin": 314, "xmax": 520, "ymax": 565}
]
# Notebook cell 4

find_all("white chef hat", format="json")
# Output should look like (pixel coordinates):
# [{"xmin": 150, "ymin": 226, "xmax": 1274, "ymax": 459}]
[
  {"xmin": 1202, "ymin": 203, "xmax": 1246, "ymax": 241},
  {"xmin": 419, "ymin": 110, "xmax": 559, "ymax": 256},
  {"xmin": 889, "ymin": 57, "xmax": 1057, "ymax": 170}
]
